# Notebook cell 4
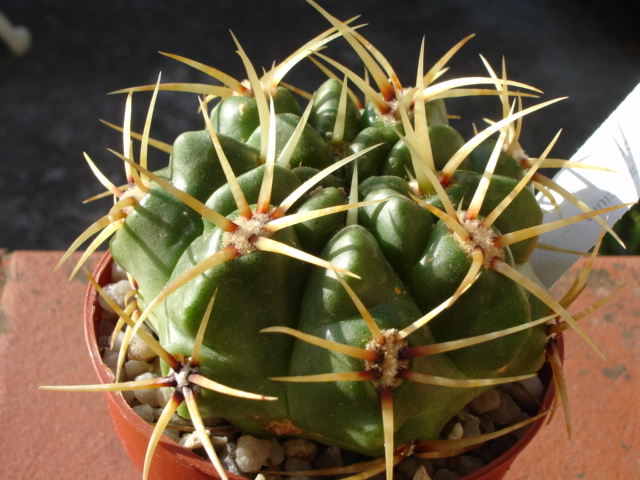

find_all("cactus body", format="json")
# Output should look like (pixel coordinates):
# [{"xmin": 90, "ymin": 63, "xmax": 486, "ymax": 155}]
[{"xmin": 106, "ymin": 68, "xmax": 551, "ymax": 457}]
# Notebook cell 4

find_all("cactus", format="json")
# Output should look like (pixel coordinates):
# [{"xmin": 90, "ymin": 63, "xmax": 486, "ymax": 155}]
[
  {"xmin": 45, "ymin": 2, "xmax": 626, "ymax": 479},
  {"xmin": 601, "ymin": 202, "xmax": 640, "ymax": 254}
]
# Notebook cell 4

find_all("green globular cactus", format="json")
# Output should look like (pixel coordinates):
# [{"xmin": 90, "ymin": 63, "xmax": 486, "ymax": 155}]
[{"xmin": 53, "ymin": 2, "xmax": 625, "ymax": 479}]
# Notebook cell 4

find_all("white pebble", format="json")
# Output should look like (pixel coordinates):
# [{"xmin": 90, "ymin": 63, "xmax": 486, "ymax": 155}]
[
  {"xmin": 98, "ymin": 279, "xmax": 133, "ymax": 312},
  {"xmin": 414, "ymin": 465, "xmax": 431, "ymax": 480},
  {"xmin": 102, "ymin": 350, "xmax": 120, "ymax": 373},
  {"xmin": 111, "ymin": 331, "xmax": 125, "ymax": 353},
  {"xmin": 111, "ymin": 262, "xmax": 129, "ymax": 282},
  {"xmin": 179, "ymin": 431, "xmax": 207, "ymax": 450},
  {"xmin": 124, "ymin": 359, "xmax": 153, "ymax": 379},
  {"xmin": 256, "ymin": 474, "xmax": 280, "ymax": 480},
  {"xmin": 156, "ymin": 386, "xmax": 174, "ymax": 407},
  {"xmin": 210, "ymin": 436, "xmax": 228, "ymax": 452},
  {"xmin": 127, "ymin": 333, "xmax": 157, "ymax": 362},
  {"xmin": 396, "ymin": 457, "xmax": 432, "ymax": 479},
  {"xmin": 168, "ymin": 414, "xmax": 192, "ymax": 428},
  {"xmin": 445, "ymin": 422, "xmax": 463, "ymax": 440},
  {"xmin": 235, "ymin": 435, "xmax": 272, "ymax": 473},
  {"xmin": 133, "ymin": 372, "xmax": 161, "ymax": 407},
  {"xmin": 132, "ymin": 403, "xmax": 155, "ymax": 423}
]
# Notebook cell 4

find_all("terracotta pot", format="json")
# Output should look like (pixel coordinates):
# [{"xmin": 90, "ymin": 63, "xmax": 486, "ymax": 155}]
[{"xmin": 85, "ymin": 251, "xmax": 560, "ymax": 480}]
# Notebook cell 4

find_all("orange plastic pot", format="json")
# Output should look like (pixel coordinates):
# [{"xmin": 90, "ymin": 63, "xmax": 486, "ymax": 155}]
[{"xmin": 85, "ymin": 251, "xmax": 560, "ymax": 480}]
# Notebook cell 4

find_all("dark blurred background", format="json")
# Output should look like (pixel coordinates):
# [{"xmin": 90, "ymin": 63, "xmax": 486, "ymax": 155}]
[{"xmin": 1, "ymin": 0, "xmax": 639, "ymax": 250}]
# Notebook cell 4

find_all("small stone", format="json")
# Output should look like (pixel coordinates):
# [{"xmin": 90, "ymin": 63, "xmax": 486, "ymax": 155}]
[
  {"xmin": 284, "ymin": 457, "xmax": 313, "ymax": 480},
  {"xmin": 151, "ymin": 356, "xmax": 163, "ymax": 376},
  {"xmin": 179, "ymin": 431, "xmax": 206, "ymax": 450},
  {"xmin": 445, "ymin": 422, "xmax": 463, "ymax": 440},
  {"xmin": 211, "ymin": 436, "xmax": 228, "ymax": 452},
  {"xmin": 168, "ymin": 413, "xmax": 192, "ymax": 428},
  {"xmin": 284, "ymin": 457, "xmax": 313, "ymax": 473},
  {"xmin": 120, "ymin": 389, "xmax": 136, "ymax": 405},
  {"xmin": 489, "ymin": 390, "xmax": 522, "ymax": 426},
  {"xmin": 511, "ymin": 376, "xmax": 544, "ymax": 409},
  {"xmin": 269, "ymin": 438, "xmax": 285, "ymax": 465},
  {"xmin": 162, "ymin": 428, "xmax": 180, "ymax": 443},
  {"xmin": 111, "ymin": 262, "xmax": 129, "ymax": 282},
  {"xmin": 413, "ymin": 464, "xmax": 434, "ymax": 480},
  {"xmin": 454, "ymin": 406, "xmax": 473, "ymax": 422},
  {"xmin": 133, "ymin": 372, "xmax": 161, "ymax": 407},
  {"xmin": 456, "ymin": 455, "xmax": 485, "ymax": 476},
  {"xmin": 220, "ymin": 443, "xmax": 242, "ymax": 476},
  {"xmin": 432, "ymin": 467, "xmax": 460, "ymax": 480},
  {"xmin": 282, "ymin": 438, "xmax": 318, "ymax": 462},
  {"xmin": 111, "ymin": 331, "xmax": 125, "ymax": 353},
  {"xmin": 98, "ymin": 335, "xmax": 112, "ymax": 350},
  {"xmin": 468, "ymin": 389, "xmax": 501, "ymax": 415},
  {"xmin": 124, "ymin": 359, "xmax": 153, "ymax": 379},
  {"xmin": 235, "ymin": 435, "xmax": 272, "ymax": 473},
  {"xmin": 132, "ymin": 403, "xmax": 155, "ymax": 423},
  {"xmin": 462, "ymin": 415, "xmax": 482, "ymax": 438},
  {"xmin": 429, "ymin": 457, "xmax": 448, "ymax": 468},
  {"xmin": 479, "ymin": 414, "xmax": 495, "ymax": 434},
  {"xmin": 156, "ymin": 386, "xmax": 173, "ymax": 407},
  {"xmin": 396, "ymin": 457, "xmax": 434, "ymax": 480},
  {"xmin": 256, "ymin": 474, "xmax": 279, "ymax": 480},
  {"xmin": 102, "ymin": 350, "xmax": 119, "ymax": 373},
  {"xmin": 313, "ymin": 446, "xmax": 343, "ymax": 470},
  {"xmin": 127, "ymin": 332, "xmax": 157, "ymax": 362},
  {"xmin": 98, "ymin": 279, "xmax": 133, "ymax": 312}
]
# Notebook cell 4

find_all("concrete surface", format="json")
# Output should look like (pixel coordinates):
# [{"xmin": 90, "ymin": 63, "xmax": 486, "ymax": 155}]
[{"xmin": 1, "ymin": 0, "xmax": 640, "ymax": 251}]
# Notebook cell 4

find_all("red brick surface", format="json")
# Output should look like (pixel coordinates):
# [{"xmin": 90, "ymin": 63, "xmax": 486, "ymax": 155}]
[
  {"xmin": 507, "ymin": 257, "xmax": 639, "ymax": 479},
  {"xmin": 0, "ymin": 251, "xmax": 637, "ymax": 479},
  {"xmin": 0, "ymin": 251, "xmax": 138, "ymax": 480}
]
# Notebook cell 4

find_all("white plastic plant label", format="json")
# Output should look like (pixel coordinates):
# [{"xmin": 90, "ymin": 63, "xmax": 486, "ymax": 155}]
[{"xmin": 531, "ymin": 83, "xmax": 640, "ymax": 287}]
